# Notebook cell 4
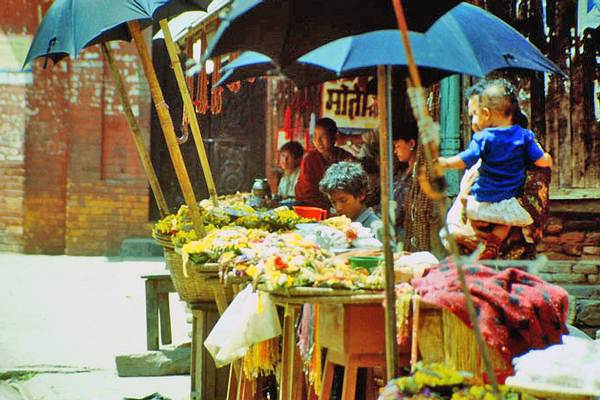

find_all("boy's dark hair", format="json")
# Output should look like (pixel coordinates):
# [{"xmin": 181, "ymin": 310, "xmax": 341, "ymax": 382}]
[
  {"xmin": 319, "ymin": 161, "xmax": 369, "ymax": 198},
  {"xmin": 480, "ymin": 78, "xmax": 519, "ymax": 118},
  {"xmin": 280, "ymin": 140, "xmax": 304, "ymax": 160},
  {"xmin": 315, "ymin": 117, "xmax": 338, "ymax": 140}
]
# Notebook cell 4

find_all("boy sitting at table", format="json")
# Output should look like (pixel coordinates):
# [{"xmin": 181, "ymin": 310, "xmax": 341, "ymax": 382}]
[{"xmin": 319, "ymin": 161, "xmax": 382, "ymax": 238}]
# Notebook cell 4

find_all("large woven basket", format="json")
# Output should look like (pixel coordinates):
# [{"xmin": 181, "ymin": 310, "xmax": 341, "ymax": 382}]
[{"xmin": 163, "ymin": 248, "xmax": 217, "ymax": 304}]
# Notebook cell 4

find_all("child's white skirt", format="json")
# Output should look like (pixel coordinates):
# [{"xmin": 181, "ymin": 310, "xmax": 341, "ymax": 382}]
[{"xmin": 466, "ymin": 196, "xmax": 533, "ymax": 226}]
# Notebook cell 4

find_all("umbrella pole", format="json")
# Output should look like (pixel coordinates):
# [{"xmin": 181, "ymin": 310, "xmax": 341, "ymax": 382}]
[
  {"xmin": 391, "ymin": 0, "xmax": 499, "ymax": 394},
  {"xmin": 128, "ymin": 20, "xmax": 205, "ymax": 237},
  {"xmin": 159, "ymin": 19, "xmax": 219, "ymax": 207},
  {"xmin": 377, "ymin": 64, "xmax": 399, "ymax": 381},
  {"xmin": 100, "ymin": 43, "xmax": 170, "ymax": 218}
]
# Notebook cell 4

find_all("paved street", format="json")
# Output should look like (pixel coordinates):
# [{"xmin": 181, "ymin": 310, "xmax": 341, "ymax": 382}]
[{"xmin": 0, "ymin": 253, "xmax": 191, "ymax": 400}]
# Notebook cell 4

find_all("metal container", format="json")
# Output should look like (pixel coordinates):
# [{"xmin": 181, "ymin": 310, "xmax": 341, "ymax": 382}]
[{"xmin": 251, "ymin": 178, "xmax": 271, "ymax": 199}]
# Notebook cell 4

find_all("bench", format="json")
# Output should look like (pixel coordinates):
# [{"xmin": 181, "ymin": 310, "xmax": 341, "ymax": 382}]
[{"xmin": 142, "ymin": 273, "xmax": 176, "ymax": 351}]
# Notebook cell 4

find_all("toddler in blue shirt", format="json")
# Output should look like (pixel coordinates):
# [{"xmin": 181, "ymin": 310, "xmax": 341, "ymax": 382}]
[{"xmin": 440, "ymin": 79, "xmax": 552, "ymax": 259}]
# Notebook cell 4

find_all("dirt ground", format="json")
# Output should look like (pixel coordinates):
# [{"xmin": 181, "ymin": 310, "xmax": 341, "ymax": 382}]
[{"xmin": 0, "ymin": 253, "xmax": 192, "ymax": 400}]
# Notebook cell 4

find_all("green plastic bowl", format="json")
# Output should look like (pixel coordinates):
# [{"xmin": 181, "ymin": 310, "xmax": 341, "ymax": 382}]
[{"xmin": 348, "ymin": 256, "xmax": 382, "ymax": 272}]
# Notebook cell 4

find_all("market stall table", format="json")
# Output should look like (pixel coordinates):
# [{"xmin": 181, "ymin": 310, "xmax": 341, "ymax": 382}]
[{"xmin": 262, "ymin": 288, "xmax": 393, "ymax": 400}]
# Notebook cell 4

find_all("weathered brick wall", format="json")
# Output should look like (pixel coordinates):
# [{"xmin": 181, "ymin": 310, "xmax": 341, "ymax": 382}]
[
  {"xmin": 66, "ymin": 182, "xmax": 151, "ymax": 255},
  {"xmin": 1, "ymin": 0, "xmax": 152, "ymax": 255},
  {"xmin": 0, "ymin": 73, "xmax": 29, "ymax": 252},
  {"xmin": 538, "ymin": 212, "xmax": 600, "ymax": 338},
  {"xmin": 538, "ymin": 213, "xmax": 600, "ymax": 284}
]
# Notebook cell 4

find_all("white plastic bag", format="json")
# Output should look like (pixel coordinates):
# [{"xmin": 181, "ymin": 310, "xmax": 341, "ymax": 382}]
[{"xmin": 204, "ymin": 285, "xmax": 281, "ymax": 368}]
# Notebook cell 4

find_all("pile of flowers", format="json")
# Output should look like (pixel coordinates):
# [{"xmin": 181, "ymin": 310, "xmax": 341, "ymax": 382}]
[
  {"xmin": 152, "ymin": 198, "xmax": 310, "ymax": 247},
  {"xmin": 180, "ymin": 226, "xmax": 382, "ymax": 290},
  {"xmin": 226, "ymin": 231, "xmax": 383, "ymax": 290},
  {"xmin": 228, "ymin": 232, "xmax": 327, "ymax": 290},
  {"xmin": 181, "ymin": 227, "xmax": 269, "ymax": 265},
  {"xmin": 379, "ymin": 363, "xmax": 538, "ymax": 400}
]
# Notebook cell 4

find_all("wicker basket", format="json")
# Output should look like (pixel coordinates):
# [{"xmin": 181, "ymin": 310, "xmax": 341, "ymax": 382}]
[
  {"xmin": 163, "ymin": 248, "xmax": 217, "ymax": 303},
  {"xmin": 152, "ymin": 233, "xmax": 174, "ymax": 250}
]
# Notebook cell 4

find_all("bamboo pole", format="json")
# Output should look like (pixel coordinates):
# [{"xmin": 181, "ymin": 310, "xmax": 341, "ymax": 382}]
[
  {"xmin": 159, "ymin": 19, "xmax": 219, "ymax": 206},
  {"xmin": 391, "ymin": 0, "xmax": 499, "ymax": 394},
  {"xmin": 128, "ymin": 20, "xmax": 206, "ymax": 237},
  {"xmin": 100, "ymin": 43, "xmax": 170, "ymax": 218},
  {"xmin": 377, "ymin": 65, "xmax": 399, "ymax": 381}
]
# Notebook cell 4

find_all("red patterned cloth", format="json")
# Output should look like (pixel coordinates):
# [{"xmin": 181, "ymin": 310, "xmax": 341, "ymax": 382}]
[{"xmin": 412, "ymin": 258, "xmax": 569, "ymax": 362}]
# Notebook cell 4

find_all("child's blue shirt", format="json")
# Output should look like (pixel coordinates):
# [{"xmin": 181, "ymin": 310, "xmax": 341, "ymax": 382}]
[{"xmin": 458, "ymin": 125, "xmax": 544, "ymax": 202}]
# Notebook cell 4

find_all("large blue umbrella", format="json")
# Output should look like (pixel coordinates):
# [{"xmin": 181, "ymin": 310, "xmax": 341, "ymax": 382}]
[
  {"xmin": 215, "ymin": 3, "xmax": 564, "ymax": 88},
  {"xmin": 23, "ymin": 0, "xmax": 210, "ymax": 67},
  {"xmin": 204, "ymin": 0, "xmax": 461, "ymax": 67},
  {"xmin": 427, "ymin": 2, "xmax": 564, "ymax": 77},
  {"xmin": 216, "ymin": 30, "xmax": 479, "ymax": 88}
]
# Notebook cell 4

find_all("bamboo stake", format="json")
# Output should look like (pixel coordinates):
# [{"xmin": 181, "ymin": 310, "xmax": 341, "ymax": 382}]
[
  {"xmin": 390, "ymin": 0, "xmax": 499, "ymax": 394},
  {"xmin": 159, "ymin": 19, "xmax": 219, "ymax": 206},
  {"xmin": 128, "ymin": 20, "xmax": 206, "ymax": 237},
  {"xmin": 377, "ymin": 65, "xmax": 399, "ymax": 381},
  {"xmin": 100, "ymin": 43, "xmax": 170, "ymax": 218}
]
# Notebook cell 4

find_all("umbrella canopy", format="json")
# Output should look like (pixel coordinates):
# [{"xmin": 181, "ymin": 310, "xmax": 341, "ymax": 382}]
[
  {"xmin": 215, "ymin": 29, "xmax": 481, "ymax": 88},
  {"xmin": 427, "ymin": 2, "xmax": 564, "ymax": 77},
  {"xmin": 204, "ymin": 0, "xmax": 462, "ymax": 67},
  {"xmin": 215, "ymin": 3, "xmax": 564, "ymax": 88},
  {"xmin": 23, "ymin": 0, "xmax": 211, "ymax": 68}
]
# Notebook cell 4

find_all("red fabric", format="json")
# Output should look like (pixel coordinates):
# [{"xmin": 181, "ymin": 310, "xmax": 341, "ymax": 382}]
[
  {"xmin": 294, "ymin": 148, "xmax": 352, "ymax": 209},
  {"xmin": 412, "ymin": 259, "xmax": 569, "ymax": 362}
]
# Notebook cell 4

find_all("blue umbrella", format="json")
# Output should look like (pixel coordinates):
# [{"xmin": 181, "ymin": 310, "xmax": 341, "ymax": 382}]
[
  {"xmin": 23, "ymin": 0, "xmax": 210, "ymax": 68},
  {"xmin": 204, "ymin": 0, "xmax": 461, "ymax": 67},
  {"xmin": 426, "ymin": 2, "xmax": 564, "ymax": 77},
  {"xmin": 215, "ymin": 29, "xmax": 482, "ymax": 88},
  {"xmin": 215, "ymin": 3, "xmax": 564, "ymax": 88}
]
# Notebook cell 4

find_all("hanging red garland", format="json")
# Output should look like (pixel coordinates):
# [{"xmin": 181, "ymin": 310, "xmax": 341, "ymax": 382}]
[
  {"xmin": 194, "ymin": 30, "xmax": 210, "ymax": 115},
  {"xmin": 184, "ymin": 35, "xmax": 195, "ymax": 96},
  {"xmin": 211, "ymin": 56, "xmax": 223, "ymax": 114}
]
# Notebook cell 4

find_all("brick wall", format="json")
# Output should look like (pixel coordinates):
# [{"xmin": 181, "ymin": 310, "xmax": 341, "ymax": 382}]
[
  {"xmin": 1, "ymin": 0, "xmax": 153, "ymax": 255},
  {"xmin": 0, "ymin": 73, "xmax": 29, "ymax": 252},
  {"xmin": 538, "ymin": 213, "xmax": 600, "ymax": 284},
  {"xmin": 538, "ymin": 211, "xmax": 600, "ymax": 338},
  {"xmin": 65, "ymin": 182, "xmax": 151, "ymax": 255}
]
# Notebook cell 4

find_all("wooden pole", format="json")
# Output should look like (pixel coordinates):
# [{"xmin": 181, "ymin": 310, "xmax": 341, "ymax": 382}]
[
  {"xmin": 159, "ymin": 19, "xmax": 219, "ymax": 206},
  {"xmin": 128, "ymin": 20, "xmax": 205, "ymax": 237},
  {"xmin": 100, "ymin": 43, "xmax": 170, "ymax": 218},
  {"xmin": 377, "ymin": 64, "xmax": 399, "ymax": 381},
  {"xmin": 390, "ymin": 0, "xmax": 499, "ymax": 394}
]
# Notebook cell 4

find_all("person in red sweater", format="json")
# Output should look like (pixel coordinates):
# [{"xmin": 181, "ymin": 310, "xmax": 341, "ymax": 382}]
[{"xmin": 295, "ymin": 118, "xmax": 353, "ymax": 210}]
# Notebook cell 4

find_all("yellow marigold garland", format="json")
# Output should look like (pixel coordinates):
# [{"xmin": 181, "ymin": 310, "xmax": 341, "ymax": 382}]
[{"xmin": 242, "ymin": 337, "xmax": 281, "ymax": 380}]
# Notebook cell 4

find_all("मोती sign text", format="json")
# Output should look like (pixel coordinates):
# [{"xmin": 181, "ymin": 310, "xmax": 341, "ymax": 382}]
[{"xmin": 321, "ymin": 78, "xmax": 378, "ymax": 131}]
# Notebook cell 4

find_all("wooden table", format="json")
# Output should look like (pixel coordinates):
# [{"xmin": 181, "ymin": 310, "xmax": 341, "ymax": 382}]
[{"xmin": 265, "ymin": 288, "xmax": 386, "ymax": 400}]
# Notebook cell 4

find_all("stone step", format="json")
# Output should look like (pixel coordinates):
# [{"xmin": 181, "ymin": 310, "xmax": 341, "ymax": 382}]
[
  {"xmin": 115, "ymin": 347, "xmax": 191, "ymax": 377},
  {"xmin": 120, "ymin": 238, "xmax": 163, "ymax": 258}
]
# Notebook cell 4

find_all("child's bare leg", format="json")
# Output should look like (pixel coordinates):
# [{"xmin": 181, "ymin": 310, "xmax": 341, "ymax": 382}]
[
  {"xmin": 479, "ymin": 224, "xmax": 511, "ymax": 260},
  {"xmin": 491, "ymin": 224, "xmax": 511, "ymax": 242}
]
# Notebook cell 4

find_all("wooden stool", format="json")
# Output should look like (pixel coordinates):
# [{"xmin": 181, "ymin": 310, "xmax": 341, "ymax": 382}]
[
  {"xmin": 190, "ymin": 301, "xmax": 230, "ymax": 400},
  {"xmin": 142, "ymin": 273, "xmax": 176, "ymax": 350},
  {"xmin": 320, "ymin": 350, "xmax": 388, "ymax": 400}
]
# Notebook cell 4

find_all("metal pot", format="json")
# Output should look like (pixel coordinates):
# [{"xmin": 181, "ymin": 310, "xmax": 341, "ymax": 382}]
[{"xmin": 251, "ymin": 178, "xmax": 271, "ymax": 199}]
